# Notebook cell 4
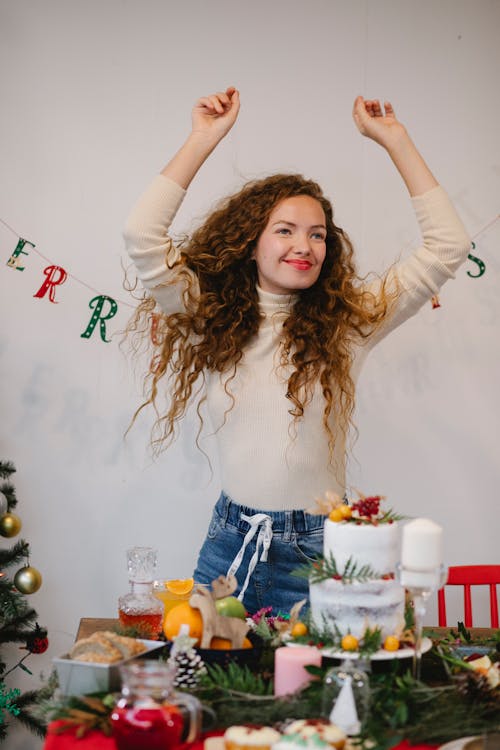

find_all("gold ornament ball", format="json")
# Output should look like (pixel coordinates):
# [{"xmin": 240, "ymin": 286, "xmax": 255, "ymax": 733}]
[
  {"xmin": 0, "ymin": 512, "xmax": 22, "ymax": 538},
  {"xmin": 14, "ymin": 566, "xmax": 43, "ymax": 594}
]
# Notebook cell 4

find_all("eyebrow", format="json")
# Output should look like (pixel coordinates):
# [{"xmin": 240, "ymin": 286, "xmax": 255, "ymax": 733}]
[{"xmin": 271, "ymin": 220, "xmax": 327, "ymax": 229}]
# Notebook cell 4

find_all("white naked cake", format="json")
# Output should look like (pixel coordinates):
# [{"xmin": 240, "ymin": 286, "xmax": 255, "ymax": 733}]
[{"xmin": 309, "ymin": 495, "xmax": 405, "ymax": 641}]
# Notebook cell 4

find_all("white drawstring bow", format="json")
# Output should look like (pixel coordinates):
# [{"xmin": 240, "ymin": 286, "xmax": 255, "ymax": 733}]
[{"xmin": 226, "ymin": 513, "xmax": 273, "ymax": 601}]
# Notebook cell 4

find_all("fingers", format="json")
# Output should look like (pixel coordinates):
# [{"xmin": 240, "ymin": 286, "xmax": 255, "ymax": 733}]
[
  {"xmin": 383, "ymin": 100, "xmax": 395, "ymax": 117},
  {"xmin": 196, "ymin": 88, "xmax": 239, "ymax": 115},
  {"xmin": 353, "ymin": 96, "xmax": 395, "ymax": 119}
]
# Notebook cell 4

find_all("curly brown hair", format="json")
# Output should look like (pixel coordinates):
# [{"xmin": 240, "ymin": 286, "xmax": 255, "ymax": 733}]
[{"xmin": 126, "ymin": 173, "xmax": 397, "ymax": 458}]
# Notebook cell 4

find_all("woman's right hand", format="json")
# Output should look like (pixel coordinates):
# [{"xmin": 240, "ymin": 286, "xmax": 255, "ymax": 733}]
[
  {"xmin": 191, "ymin": 87, "xmax": 240, "ymax": 143},
  {"xmin": 161, "ymin": 87, "xmax": 240, "ymax": 188}
]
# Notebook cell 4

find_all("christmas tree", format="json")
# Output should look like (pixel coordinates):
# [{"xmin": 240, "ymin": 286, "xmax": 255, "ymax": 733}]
[{"xmin": 0, "ymin": 460, "xmax": 51, "ymax": 740}]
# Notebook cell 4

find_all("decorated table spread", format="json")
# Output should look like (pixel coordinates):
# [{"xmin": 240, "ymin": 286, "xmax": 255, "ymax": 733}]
[
  {"xmin": 39, "ymin": 619, "xmax": 499, "ymax": 750},
  {"xmin": 43, "ymin": 724, "xmax": 440, "ymax": 750}
]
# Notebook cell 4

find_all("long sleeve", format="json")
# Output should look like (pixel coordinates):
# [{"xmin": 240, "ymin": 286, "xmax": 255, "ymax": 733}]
[
  {"xmin": 123, "ymin": 174, "xmax": 194, "ymax": 313},
  {"xmin": 363, "ymin": 185, "xmax": 471, "ymax": 347}
]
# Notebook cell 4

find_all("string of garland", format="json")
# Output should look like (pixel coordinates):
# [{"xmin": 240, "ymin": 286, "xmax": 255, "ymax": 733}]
[{"xmin": 0, "ymin": 212, "xmax": 497, "ymax": 346}]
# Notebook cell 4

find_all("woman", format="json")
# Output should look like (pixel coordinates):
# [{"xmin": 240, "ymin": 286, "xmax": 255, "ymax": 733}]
[{"xmin": 124, "ymin": 88, "xmax": 470, "ymax": 614}]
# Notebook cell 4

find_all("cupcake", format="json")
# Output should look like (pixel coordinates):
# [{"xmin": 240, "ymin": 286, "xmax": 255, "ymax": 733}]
[
  {"xmin": 224, "ymin": 726, "xmax": 281, "ymax": 750},
  {"xmin": 282, "ymin": 720, "xmax": 346, "ymax": 750}
]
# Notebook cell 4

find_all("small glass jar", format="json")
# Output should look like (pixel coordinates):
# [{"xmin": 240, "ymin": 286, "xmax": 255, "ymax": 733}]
[
  {"xmin": 118, "ymin": 547, "xmax": 164, "ymax": 640},
  {"xmin": 111, "ymin": 660, "xmax": 201, "ymax": 750},
  {"xmin": 322, "ymin": 657, "xmax": 370, "ymax": 735}
]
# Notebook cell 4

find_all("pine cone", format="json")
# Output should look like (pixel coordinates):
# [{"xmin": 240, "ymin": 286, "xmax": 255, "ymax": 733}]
[
  {"xmin": 172, "ymin": 650, "xmax": 206, "ymax": 689},
  {"xmin": 454, "ymin": 671, "xmax": 500, "ymax": 712}
]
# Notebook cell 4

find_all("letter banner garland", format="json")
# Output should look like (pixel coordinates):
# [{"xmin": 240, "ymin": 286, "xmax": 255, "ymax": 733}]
[
  {"xmin": 2, "ymin": 213, "xmax": 499, "ymax": 343},
  {"xmin": 2, "ymin": 225, "xmax": 136, "ymax": 343}
]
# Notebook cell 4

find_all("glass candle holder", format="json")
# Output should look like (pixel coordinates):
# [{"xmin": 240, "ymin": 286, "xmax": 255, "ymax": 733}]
[
  {"xmin": 396, "ymin": 561, "xmax": 448, "ymax": 679},
  {"xmin": 322, "ymin": 657, "xmax": 370, "ymax": 735}
]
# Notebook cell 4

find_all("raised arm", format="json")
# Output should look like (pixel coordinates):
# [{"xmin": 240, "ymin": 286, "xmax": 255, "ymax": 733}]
[
  {"xmin": 352, "ymin": 97, "xmax": 471, "ymax": 348},
  {"xmin": 124, "ymin": 88, "xmax": 240, "ymax": 312},
  {"xmin": 352, "ymin": 96, "xmax": 438, "ymax": 197},
  {"xmin": 162, "ymin": 87, "xmax": 240, "ymax": 189}
]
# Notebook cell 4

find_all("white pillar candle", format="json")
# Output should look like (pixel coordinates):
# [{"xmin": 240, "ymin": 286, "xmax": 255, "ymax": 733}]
[
  {"xmin": 274, "ymin": 645, "xmax": 322, "ymax": 697},
  {"xmin": 401, "ymin": 518, "xmax": 443, "ymax": 571}
]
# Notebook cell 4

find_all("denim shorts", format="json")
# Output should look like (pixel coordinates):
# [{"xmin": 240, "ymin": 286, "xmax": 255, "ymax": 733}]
[{"xmin": 193, "ymin": 491, "xmax": 326, "ymax": 616}]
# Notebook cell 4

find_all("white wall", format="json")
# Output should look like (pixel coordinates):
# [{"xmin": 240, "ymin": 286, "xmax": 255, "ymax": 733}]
[{"xmin": 1, "ymin": 1, "xmax": 499, "ymax": 746}]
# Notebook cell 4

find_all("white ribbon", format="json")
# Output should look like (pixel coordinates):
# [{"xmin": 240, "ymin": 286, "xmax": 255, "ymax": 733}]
[{"xmin": 226, "ymin": 513, "xmax": 273, "ymax": 601}]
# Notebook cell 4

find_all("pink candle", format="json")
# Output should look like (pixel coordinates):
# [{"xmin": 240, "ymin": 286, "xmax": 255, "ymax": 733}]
[{"xmin": 274, "ymin": 645, "xmax": 322, "ymax": 696}]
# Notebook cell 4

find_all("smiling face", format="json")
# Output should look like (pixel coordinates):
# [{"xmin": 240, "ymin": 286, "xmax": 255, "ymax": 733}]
[{"xmin": 253, "ymin": 195, "xmax": 327, "ymax": 295}]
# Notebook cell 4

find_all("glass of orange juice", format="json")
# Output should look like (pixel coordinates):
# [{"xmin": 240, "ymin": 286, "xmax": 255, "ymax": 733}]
[{"xmin": 153, "ymin": 579, "xmax": 208, "ymax": 623}]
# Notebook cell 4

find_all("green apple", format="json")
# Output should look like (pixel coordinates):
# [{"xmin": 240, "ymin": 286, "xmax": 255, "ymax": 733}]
[{"xmin": 215, "ymin": 596, "xmax": 247, "ymax": 619}]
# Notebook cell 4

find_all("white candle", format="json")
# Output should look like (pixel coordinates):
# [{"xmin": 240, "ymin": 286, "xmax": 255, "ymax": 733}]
[
  {"xmin": 401, "ymin": 518, "xmax": 443, "ymax": 571},
  {"xmin": 274, "ymin": 645, "xmax": 322, "ymax": 697}
]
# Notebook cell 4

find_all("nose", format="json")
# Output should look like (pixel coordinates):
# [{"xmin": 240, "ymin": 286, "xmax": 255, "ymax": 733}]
[{"xmin": 291, "ymin": 233, "xmax": 312, "ymax": 256}]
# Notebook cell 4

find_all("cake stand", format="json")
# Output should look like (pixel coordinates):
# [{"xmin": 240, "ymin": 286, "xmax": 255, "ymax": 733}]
[{"xmin": 320, "ymin": 636, "xmax": 433, "ymax": 661}]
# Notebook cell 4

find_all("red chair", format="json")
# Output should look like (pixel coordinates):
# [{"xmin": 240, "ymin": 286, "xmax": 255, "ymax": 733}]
[{"xmin": 438, "ymin": 565, "xmax": 500, "ymax": 627}]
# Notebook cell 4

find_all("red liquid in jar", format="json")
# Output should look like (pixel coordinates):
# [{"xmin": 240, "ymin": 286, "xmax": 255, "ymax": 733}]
[
  {"xmin": 118, "ymin": 610, "xmax": 163, "ymax": 639},
  {"xmin": 111, "ymin": 703, "xmax": 183, "ymax": 750}
]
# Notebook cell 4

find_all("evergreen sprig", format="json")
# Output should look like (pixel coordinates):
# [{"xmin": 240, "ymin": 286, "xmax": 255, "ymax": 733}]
[
  {"xmin": 0, "ymin": 459, "xmax": 51, "ymax": 743},
  {"xmin": 0, "ymin": 587, "xmax": 35, "ymax": 627},
  {"xmin": 0, "ymin": 461, "xmax": 15, "ymax": 480},
  {"xmin": 0, "ymin": 539, "xmax": 30, "ymax": 567},
  {"xmin": 346, "ymin": 511, "xmax": 405, "ymax": 525},
  {"xmin": 200, "ymin": 662, "xmax": 274, "ymax": 696},
  {"xmin": 0, "ymin": 482, "xmax": 16, "ymax": 510},
  {"xmin": 295, "ymin": 553, "xmax": 381, "ymax": 584}
]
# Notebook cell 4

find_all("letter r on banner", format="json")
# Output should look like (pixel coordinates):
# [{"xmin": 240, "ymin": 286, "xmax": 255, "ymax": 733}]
[
  {"xmin": 33, "ymin": 265, "xmax": 68, "ymax": 303},
  {"xmin": 81, "ymin": 295, "xmax": 118, "ymax": 342}
]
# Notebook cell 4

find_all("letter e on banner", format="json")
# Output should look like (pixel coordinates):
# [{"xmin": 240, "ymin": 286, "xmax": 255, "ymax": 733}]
[{"xmin": 7, "ymin": 238, "xmax": 35, "ymax": 271}]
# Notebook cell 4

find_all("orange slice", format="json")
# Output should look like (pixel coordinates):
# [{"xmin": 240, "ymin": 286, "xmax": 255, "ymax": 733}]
[{"xmin": 165, "ymin": 577, "xmax": 194, "ymax": 596}]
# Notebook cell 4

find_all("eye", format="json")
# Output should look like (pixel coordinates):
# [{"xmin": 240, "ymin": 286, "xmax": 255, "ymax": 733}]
[
  {"xmin": 311, "ymin": 231, "xmax": 326, "ymax": 241},
  {"xmin": 276, "ymin": 227, "xmax": 291, "ymax": 235}
]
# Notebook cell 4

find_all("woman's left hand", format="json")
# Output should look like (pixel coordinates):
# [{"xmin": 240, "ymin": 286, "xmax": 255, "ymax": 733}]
[{"xmin": 352, "ymin": 96, "xmax": 408, "ymax": 148}]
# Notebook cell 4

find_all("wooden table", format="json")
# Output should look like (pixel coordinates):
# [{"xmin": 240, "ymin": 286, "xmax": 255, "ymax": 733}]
[
  {"xmin": 76, "ymin": 618, "xmax": 123, "ymax": 640},
  {"xmin": 76, "ymin": 618, "xmax": 498, "ymax": 642}
]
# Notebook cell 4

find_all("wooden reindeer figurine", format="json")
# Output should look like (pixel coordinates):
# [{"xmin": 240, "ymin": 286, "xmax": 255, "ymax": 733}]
[{"xmin": 190, "ymin": 575, "xmax": 249, "ymax": 649}]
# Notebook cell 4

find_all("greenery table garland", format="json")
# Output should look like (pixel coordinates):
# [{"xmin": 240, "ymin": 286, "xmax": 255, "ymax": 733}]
[{"xmin": 32, "ymin": 622, "xmax": 500, "ymax": 749}]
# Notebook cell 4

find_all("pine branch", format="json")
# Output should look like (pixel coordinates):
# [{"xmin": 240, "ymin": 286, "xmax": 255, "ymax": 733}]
[
  {"xmin": 0, "ymin": 539, "xmax": 30, "ymax": 567},
  {"xmin": 0, "ymin": 610, "xmax": 38, "ymax": 640},
  {"xmin": 0, "ymin": 461, "xmax": 16, "ymax": 480},
  {"xmin": 14, "ymin": 706, "xmax": 47, "ymax": 738},
  {"xmin": 0, "ymin": 482, "xmax": 17, "ymax": 510},
  {"xmin": 1, "ymin": 626, "xmax": 39, "ymax": 644},
  {"xmin": 295, "ymin": 553, "xmax": 381, "ymax": 584},
  {"xmin": 0, "ymin": 588, "xmax": 33, "ymax": 625}
]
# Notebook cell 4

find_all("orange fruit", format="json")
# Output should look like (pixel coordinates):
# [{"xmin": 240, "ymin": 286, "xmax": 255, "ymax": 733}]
[
  {"xmin": 339, "ymin": 504, "xmax": 352, "ymax": 519},
  {"xmin": 341, "ymin": 633, "xmax": 359, "ymax": 651},
  {"xmin": 383, "ymin": 635, "xmax": 400, "ymax": 652},
  {"xmin": 291, "ymin": 622, "xmax": 308, "ymax": 637},
  {"xmin": 165, "ymin": 578, "xmax": 194, "ymax": 596},
  {"xmin": 209, "ymin": 636, "xmax": 253, "ymax": 650},
  {"xmin": 329, "ymin": 508, "xmax": 343, "ymax": 522},
  {"xmin": 163, "ymin": 602, "xmax": 203, "ymax": 644}
]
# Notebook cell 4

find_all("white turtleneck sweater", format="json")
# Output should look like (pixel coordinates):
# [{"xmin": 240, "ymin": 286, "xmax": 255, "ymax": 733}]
[{"xmin": 124, "ymin": 175, "xmax": 470, "ymax": 510}]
